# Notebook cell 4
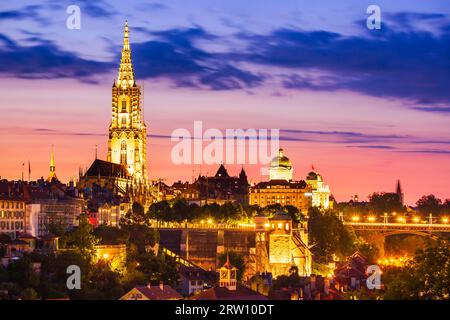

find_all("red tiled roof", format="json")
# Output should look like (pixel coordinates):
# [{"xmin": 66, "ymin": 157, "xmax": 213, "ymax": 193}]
[
  {"xmin": 132, "ymin": 285, "xmax": 182, "ymax": 300},
  {"xmin": 191, "ymin": 285, "xmax": 268, "ymax": 300}
]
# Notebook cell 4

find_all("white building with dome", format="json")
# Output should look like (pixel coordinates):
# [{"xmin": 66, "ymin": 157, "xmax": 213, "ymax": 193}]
[
  {"xmin": 269, "ymin": 148, "xmax": 293, "ymax": 181},
  {"xmin": 306, "ymin": 170, "xmax": 331, "ymax": 209}
]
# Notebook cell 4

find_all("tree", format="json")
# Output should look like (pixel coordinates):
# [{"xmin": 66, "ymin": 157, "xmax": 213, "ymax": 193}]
[
  {"xmin": 148, "ymin": 200, "xmax": 171, "ymax": 222},
  {"xmin": 135, "ymin": 252, "xmax": 179, "ymax": 287},
  {"xmin": 308, "ymin": 207, "xmax": 354, "ymax": 262},
  {"xmin": 441, "ymin": 199, "xmax": 450, "ymax": 214},
  {"xmin": 65, "ymin": 213, "xmax": 98, "ymax": 261},
  {"xmin": 353, "ymin": 237, "xmax": 379, "ymax": 263},
  {"xmin": 94, "ymin": 225, "xmax": 129, "ymax": 245},
  {"xmin": 383, "ymin": 239, "xmax": 450, "ymax": 299},
  {"xmin": 284, "ymin": 205, "xmax": 302, "ymax": 223},
  {"xmin": 271, "ymin": 271, "xmax": 304, "ymax": 290},
  {"xmin": 262, "ymin": 204, "xmax": 283, "ymax": 216},
  {"xmin": 121, "ymin": 224, "xmax": 159, "ymax": 254},
  {"xmin": 171, "ymin": 199, "xmax": 189, "ymax": 222},
  {"xmin": 416, "ymin": 195, "xmax": 442, "ymax": 215},
  {"xmin": 6, "ymin": 255, "xmax": 40, "ymax": 289},
  {"xmin": 369, "ymin": 192, "xmax": 403, "ymax": 215},
  {"xmin": 86, "ymin": 261, "xmax": 124, "ymax": 299}
]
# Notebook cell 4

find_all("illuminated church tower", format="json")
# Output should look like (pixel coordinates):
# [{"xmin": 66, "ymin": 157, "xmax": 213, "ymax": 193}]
[
  {"xmin": 47, "ymin": 145, "xmax": 57, "ymax": 182},
  {"xmin": 107, "ymin": 22, "xmax": 148, "ymax": 184}
]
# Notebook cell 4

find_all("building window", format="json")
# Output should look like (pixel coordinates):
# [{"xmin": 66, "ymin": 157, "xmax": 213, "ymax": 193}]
[
  {"xmin": 121, "ymin": 99, "xmax": 127, "ymax": 112},
  {"xmin": 120, "ymin": 141, "xmax": 127, "ymax": 165}
]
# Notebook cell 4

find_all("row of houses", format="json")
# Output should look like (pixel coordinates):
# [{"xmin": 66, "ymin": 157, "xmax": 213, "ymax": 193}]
[{"xmin": 0, "ymin": 179, "xmax": 83, "ymax": 239}]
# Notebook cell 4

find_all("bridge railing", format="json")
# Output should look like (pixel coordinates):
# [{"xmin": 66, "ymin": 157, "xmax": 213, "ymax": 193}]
[
  {"xmin": 149, "ymin": 219, "xmax": 256, "ymax": 231},
  {"xmin": 343, "ymin": 221, "xmax": 450, "ymax": 232}
]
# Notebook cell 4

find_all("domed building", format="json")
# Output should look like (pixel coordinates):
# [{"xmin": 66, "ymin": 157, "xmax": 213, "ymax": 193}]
[
  {"xmin": 269, "ymin": 149, "xmax": 293, "ymax": 181},
  {"xmin": 249, "ymin": 148, "xmax": 311, "ymax": 214},
  {"xmin": 305, "ymin": 169, "xmax": 331, "ymax": 209}
]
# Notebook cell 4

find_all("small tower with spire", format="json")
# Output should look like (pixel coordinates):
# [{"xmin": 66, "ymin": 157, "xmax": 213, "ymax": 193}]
[
  {"xmin": 218, "ymin": 254, "xmax": 237, "ymax": 291},
  {"xmin": 47, "ymin": 145, "xmax": 57, "ymax": 182}
]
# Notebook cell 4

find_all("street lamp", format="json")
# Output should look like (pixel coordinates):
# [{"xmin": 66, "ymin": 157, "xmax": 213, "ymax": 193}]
[{"xmin": 397, "ymin": 217, "xmax": 406, "ymax": 223}]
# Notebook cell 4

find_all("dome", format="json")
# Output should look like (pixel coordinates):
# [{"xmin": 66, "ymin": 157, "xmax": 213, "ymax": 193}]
[
  {"xmin": 307, "ymin": 171, "xmax": 323, "ymax": 181},
  {"xmin": 270, "ymin": 148, "xmax": 292, "ymax": 169}
]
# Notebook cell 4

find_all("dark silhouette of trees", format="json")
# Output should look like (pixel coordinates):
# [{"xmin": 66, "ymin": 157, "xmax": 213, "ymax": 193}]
[
  {"xmin": 308, "ymin": 207, "xmax": 354, "ymax": 262},
  {"xmin": 416, "ymin": 195, "xmax": 442, "ymax": 215},
  {"xmin": 369, "ymin": 192, "xmax": 404, "ymax": 215}
]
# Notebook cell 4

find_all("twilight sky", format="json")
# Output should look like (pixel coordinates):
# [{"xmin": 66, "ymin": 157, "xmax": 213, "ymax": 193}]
[{"xmin": 1, "ymin": 0, "xmax": 450, "ymax": 205}]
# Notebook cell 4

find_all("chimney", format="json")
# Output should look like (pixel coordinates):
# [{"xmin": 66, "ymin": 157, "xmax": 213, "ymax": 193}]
[{"xmin": 159, "ymin": 281, "xmax": 164, "ymax": 291}]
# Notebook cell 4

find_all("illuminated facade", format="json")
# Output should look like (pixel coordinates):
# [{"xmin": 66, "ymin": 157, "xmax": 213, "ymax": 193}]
[
  {"xmin": 0, "ymin": 199, "xmax": 25, "ymax": 239},
  {"xmin": 107, "ymin": 22, "xmax": 148, "ymax": 184},
  {"xmin": 250, "ymin": 148, "xmax": 311, "ymax": 214},
  {"xmin": 306, "ymin": 171, "xmax": 331, "ymax": 209},
  {"xmin": 254, "ymin": 211, "xmax": 312, "ymax": 278},
  {"xmin": 218, "ymin": 255, "xmax": 238, "ymax": 291},
  {"xmin": 269, "ymin": 148, "xmax": 293, "ymax": 181},
  {"xmin": 98, "ymin": 202, "xmax": 130, "ymax": 226}
]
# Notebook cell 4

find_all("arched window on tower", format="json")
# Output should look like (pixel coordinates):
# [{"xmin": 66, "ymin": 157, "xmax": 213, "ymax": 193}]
[
  {"xmin": 120, "ymin": 141, "xmax": 127, "ymax": 165},
  {"xmin": 121, "ymin": 99, "xmax": 127, "ymax": 112}
]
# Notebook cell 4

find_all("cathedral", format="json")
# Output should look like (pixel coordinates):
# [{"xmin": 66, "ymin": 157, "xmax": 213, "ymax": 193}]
[
  {"xmin": 107, "ymin": 22, "xmax": 147, "ymax": 184},
  {"xmin": 78, "ymin": 22, "xmax": 150, "ymax": 205}
]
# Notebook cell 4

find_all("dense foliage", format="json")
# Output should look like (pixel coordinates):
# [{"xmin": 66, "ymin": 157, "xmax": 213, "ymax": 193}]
[{"xmin": 382, "ymin": 239, "xmax": 450, "ymax": 300}]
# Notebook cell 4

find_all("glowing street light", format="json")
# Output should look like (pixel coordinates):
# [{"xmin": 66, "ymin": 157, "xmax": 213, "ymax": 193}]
[
  {"xmin": 413, "ymin": 217, "xmax": 420, "ymax": 223},
  {"xmin": 397, "ymin": 217, "xmax": 406, "ymax": 223},
  {"xmin": 368, "ymin": 216, "xmax": 375, "ymax": 222},
  {"xmin": 442, "ymin": 217, "xmax": 449, "ymax": 224},
  {"xmin": 352, "ymin": 215, "xmax": 360, "ymax": 222}
]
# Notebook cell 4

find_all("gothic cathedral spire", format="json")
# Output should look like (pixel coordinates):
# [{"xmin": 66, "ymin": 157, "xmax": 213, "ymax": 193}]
[
  {"xmin": 107, "ymin": 21, "xmax": 148, "ymax": 184},
  {"xmin": 116, "ymin": 21, "xmax": 135, "ymax": 87}
]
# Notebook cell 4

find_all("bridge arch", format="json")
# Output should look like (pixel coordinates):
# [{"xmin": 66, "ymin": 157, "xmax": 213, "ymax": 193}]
[{"xmin": 381, "ymin": 230, "xmax": 438, "ymax": 240}]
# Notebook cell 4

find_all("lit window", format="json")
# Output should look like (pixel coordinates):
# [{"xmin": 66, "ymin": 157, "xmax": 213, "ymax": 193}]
[{"xmin": 120, "ymin": 141, "xmax": 127, "ymax": 165}]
